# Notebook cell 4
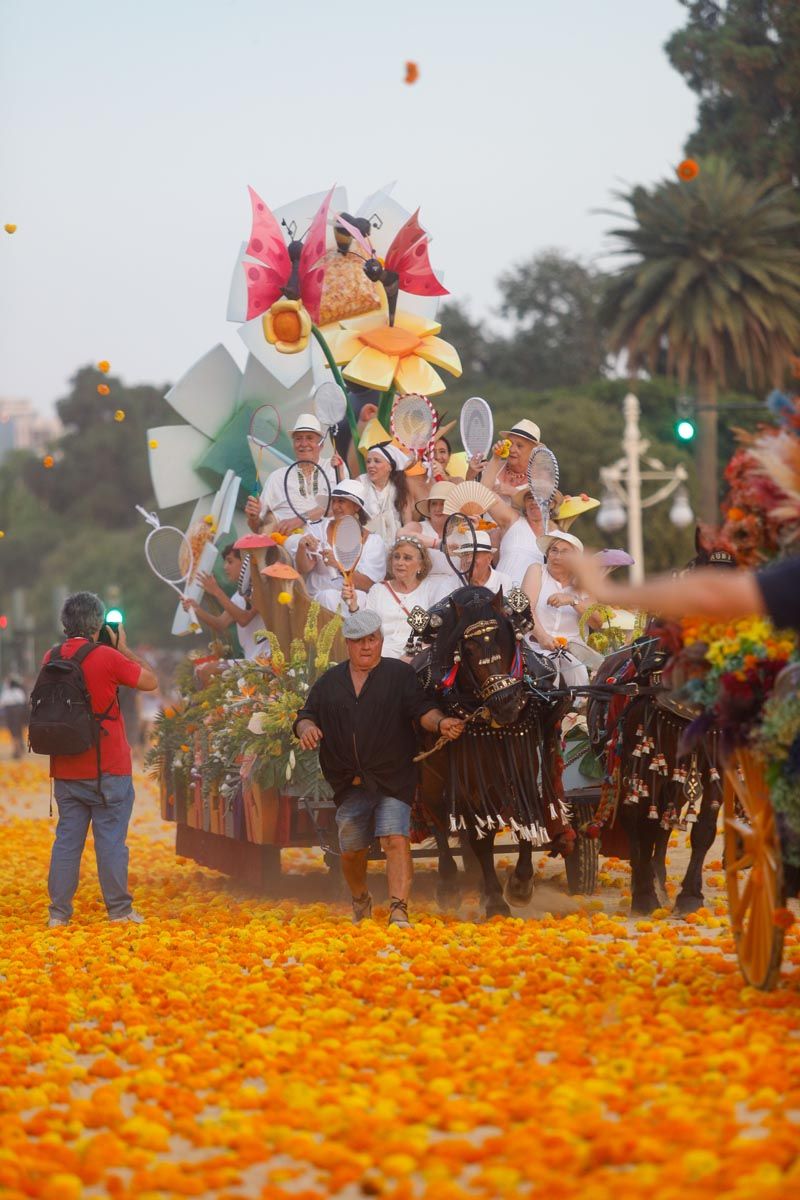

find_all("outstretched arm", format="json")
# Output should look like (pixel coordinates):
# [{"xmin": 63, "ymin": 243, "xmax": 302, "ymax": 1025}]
[{"xmin": 573, "ymin": 557, "xmax": 765, "ymax": 621}]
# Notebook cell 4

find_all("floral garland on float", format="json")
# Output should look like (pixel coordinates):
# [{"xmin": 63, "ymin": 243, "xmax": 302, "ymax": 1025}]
[{"xmin": 146, "ymin": 604, "xmax": 342, "ymax": 846}]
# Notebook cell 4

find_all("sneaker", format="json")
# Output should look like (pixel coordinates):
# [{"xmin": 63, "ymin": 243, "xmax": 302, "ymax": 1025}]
[
  {"xmin": 351, "ymin": 892, "xmax": 373, "ymax": 924},
  {"xmin": 110, "ymin": 910, "xmax": 146, "ymax": 924},
  {"xmin": 47, "ymin": 917, "xmax": 69, "ymax": 928},
  {"xmin": 388, "ymin": 898, "xmax": 412, "ymax": 929}
]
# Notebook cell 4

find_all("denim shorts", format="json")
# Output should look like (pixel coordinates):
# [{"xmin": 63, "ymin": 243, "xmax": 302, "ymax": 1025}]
[{"xmin": 335, "ymin": 787, "xmax": 410, "ymax": 852}]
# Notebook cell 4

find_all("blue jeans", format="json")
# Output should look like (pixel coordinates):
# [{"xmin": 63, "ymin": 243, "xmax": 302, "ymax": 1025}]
[
  {"xmin": 335, "ymin": 787, "xmax": 410, "ymax": 852},
  {"xmin": 48, "ymin": 775, "xmax": 135, "ymax": 921}
]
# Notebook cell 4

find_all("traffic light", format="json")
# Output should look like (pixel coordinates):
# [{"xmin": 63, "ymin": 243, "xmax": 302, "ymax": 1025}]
[
  {"xmin": 0, "ymin": 615, "xmax": 7, "ymax": 630},
  {"xmin": 674, "ymin": 395, "xmax": 696, "ymax": 443},
  {"xmin": 105, "ymin": 608, "xmax": 124, "ymax": 625}
]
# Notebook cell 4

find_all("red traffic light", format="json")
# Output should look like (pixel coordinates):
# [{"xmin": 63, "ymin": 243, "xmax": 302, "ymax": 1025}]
[{"xmin": 0, "ymin": 615, "xmax": 7, "ymax": 629}]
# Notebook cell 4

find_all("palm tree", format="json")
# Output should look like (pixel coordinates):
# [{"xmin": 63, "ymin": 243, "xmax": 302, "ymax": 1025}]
[{"xmin": 604, "ymin": 158, "xmax": 800, "ymax": 524}]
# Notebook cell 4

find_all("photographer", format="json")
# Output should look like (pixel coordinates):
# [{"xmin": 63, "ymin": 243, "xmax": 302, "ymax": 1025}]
[{"xmin": 44, "ymin": 592, "xmax": 157, "ymax": 928}]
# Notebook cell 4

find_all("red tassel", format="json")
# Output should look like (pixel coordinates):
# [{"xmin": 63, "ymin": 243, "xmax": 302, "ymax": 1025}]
[
  {"xmin": 511, "ymin": 644, "xmax": 523, "ymax": 679},
  {"xmin": 440, "ymin": 662, "xmax": 459, "ymax": 689}
]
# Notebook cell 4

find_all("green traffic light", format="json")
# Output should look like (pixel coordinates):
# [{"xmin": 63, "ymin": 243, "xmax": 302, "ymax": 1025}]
[
  {"xmin": 675, "ymin": 419, "xmax": 696, "ymax": 442},
  {"xmin": 105, "ymin": 608, "xmax": 124, "ymax": 625}
]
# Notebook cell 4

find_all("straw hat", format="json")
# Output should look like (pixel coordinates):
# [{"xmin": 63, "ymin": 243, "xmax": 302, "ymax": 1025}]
[
  {"xmin": 415, "ymin": 480, "xmax": 456, "ymax": 518},
  {"xmin": 536, "ymin": 530, "xmax": 584, "ymax": 556},
  {"xmin": 291, "ymin": 413, "xmax": 323, "ymax": 436},
  {"xmin": 453, "ymin": 530, "xmax": 495, "ymax": 555},
  {"xmin": 498, "ymin": 419, "xmax": 541, "ymax": 443}
]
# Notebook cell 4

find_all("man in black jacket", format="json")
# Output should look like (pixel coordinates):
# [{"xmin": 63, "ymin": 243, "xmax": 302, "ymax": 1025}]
[{"xmin": 294, "ymin": 610, "xmax": 463, "ymax": 928}]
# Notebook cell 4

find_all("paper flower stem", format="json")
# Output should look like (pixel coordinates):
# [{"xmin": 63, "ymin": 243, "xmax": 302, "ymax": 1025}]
[
  {"xmin": 311, "ymin": 325, "xmax": 364, "ymax": 471},
  {"xmin": 377, "ymin": 386, "xmax": 395, "ymax": 430}
]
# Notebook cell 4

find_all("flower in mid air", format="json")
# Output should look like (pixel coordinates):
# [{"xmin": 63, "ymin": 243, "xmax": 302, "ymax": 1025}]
[
  {"xmin": 97, "ymin": 360, "xmax": 110, "ymax": 373},
  {"xmin": 3, "ymin": 223, "xmax": 16, "ymax": 234},
  {"xmin": 42, "ymin": 455, "xmax": 54, "ymax": 469},
  {"xmin": 263, "ymin": 298, "xmax": 311, "ymax": 355},
  {"xmin": 97, "ymin": 384, "xmax": 110, "ymax": 396},
  {"xmin": 676, "ymin": 159, "xmax": 699, "ymax": 182},
  {"xmin": 149, "ymin": 439, "xmax": 159, "ymax": 449},
  {"xmin": 326, "ymin": 310, "xmax": 461, "ymax": 396},
  {"xmin": 114, "ymin": 410, "xmax": 125, "ymax": 422},
  {"xmin": 404, "ymin": 61, "xmax": 419, "ymax": 84}
]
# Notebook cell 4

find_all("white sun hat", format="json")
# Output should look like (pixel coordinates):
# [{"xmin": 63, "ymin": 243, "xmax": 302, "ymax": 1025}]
[
  {"xmin": 536, "ymin": 530, "xmax": 584, "ymax": 556},
  {"xmin": 331, "ymin": 478, "xmax": 368, "ymax": 511},
  {"xmin": 454, "ymin": 530, "xmax": 495, "ymax": 554},
  {"xmin": 498, "ymin": 419, "xmax": 541, "ymax": 443},
  {"xmin": 292, "ymin": 412, "xmax": 323, "ymax": 435}
]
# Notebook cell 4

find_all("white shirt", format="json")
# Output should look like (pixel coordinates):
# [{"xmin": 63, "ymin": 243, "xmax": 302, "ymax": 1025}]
[
  {"xmin": 364, "ymin": 576, "xmax": 454, "ymax": 659},
  {"xmin": 497, "ymin": 517, "xmax": 544, "ymax": 585},
  {"xmin": 260, "ymin": 457, "xmax": 344, "ymax": 524},
  {"xmin": 481, "ymin": 567, "xmax": 514, "ymax": 596},
  {"xmin": 288, "ymin": 518, "xmax": 387, "ymax": 600},
  {"xmin": 359, "ymin": 476, "xmax": 402, "ymax": 546},
  {"xmin": 231, "ymin": 593, "xmax": 268, "ymax": 661},
  {"xmin": 533, "ymin": 568, "xmax": 582, "ymax": 641}
]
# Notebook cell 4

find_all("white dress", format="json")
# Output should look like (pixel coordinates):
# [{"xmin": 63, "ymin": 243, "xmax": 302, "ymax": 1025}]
[
  {"xmin": 360, "ymin": 476, "xmax": 402, "ymax": 546},
  {"xmin": 364, "ymin": 576, "xmax": 454, "ymax": 658},
  {"xmin": 527, "ymin": 567, "xmax": 590, "ymax": 686},
  {"xmin": 497, "ymin": 517, "xmax": 544, "ymax": 585}
]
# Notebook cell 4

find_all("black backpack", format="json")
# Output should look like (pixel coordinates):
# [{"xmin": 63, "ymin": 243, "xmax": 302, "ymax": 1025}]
[{"xmin": 29, "ymin": 642, "xmax": 117, "ymax": 799}]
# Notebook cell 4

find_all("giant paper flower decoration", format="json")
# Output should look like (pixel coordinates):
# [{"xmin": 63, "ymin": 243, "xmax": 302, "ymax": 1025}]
[{"xmin": 326, "ymin": 310, "xmax": 461, "ymax": 395}]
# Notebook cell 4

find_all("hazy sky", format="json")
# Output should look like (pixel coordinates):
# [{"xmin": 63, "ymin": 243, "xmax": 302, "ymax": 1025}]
[{"xmin": 0, "ymin": 0, "xmax": 696, "ymax": 413}]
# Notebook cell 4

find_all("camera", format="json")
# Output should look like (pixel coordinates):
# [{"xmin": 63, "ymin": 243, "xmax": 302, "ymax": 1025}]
[{"xmin": 98, "ymin": 621, "xmax": 120, "ymax": 648}]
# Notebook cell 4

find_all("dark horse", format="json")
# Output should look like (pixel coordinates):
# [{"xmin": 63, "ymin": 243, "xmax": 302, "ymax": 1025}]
[
  {"xmin": 410, "ymin": 585, "xmax": 575, "ymax": 917},
  {"xmin": 588, "ymin": 629, "xmax": 722, "ymax": 915}
]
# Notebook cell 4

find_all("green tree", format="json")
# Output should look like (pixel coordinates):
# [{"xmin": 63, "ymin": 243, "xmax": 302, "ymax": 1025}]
[
  {"xmin": 666, "ymin": 1, "xmax": 800, "ymax": 187},
  {"xmin": 490, "ymin": 251, "xmax": 609, "ymax": 389},
  {"xmin": 602, "ymin": 157, "xmax": 800, "ymax": 522},
  {"xmin": 26, "ymin": 366, "xmax": 176, "ymax": 528}
]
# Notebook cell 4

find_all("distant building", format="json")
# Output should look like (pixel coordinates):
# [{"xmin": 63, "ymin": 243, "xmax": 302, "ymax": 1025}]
[{"xmin": 0, "ymin": 398, "xmax": 61, "ymax": 464}]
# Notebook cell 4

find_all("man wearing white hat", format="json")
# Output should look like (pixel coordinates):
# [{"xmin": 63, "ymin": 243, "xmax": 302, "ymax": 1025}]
[
  {"xmin": 292, "ymin": 478, "xmax": 387, "ymax": 612},
  {"xmin": 452, "ymin": 530, "xmax": 513, "ymax": 595},
  {"xmin": 294, "ymin": 609, "xmax": 463, "ymax": 928},
  {"xmin": 466, "ymin": 418, "xmax": 542, "ymax": 502},
  {"xmin": 246, "ymin": 412, "xmax": 348, "ymax": 537}
]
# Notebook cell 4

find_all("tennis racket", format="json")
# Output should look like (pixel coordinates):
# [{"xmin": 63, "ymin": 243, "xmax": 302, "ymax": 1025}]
[
  {"xmin": 391, "ymin": 393, "xmax": 438, "ymax": 454},
  {"xmin": 460, "ymin": 396, "xmax": 493, "ymax": 461},
  {"xmin": 282, "ymin": 461, "xmax": 332, "ymax": 536},
  {"xmin": 330, "ymin": 515, "xmax": 363, "ymax": 586},
  {"xmin": 527, "ymin": 446, "xmax": 560, "ymax": 533},
  {"xmin": 237, "ymin": 555, "xmax": 252, "ymax": 598},
  {"xmin": 248, "ymin": 404, "xmax": 281, "ymax": 450},
  {"xmin": 313, "ymin": 381, "xmax": 348, "ymax": 440},
  {"xmin": 442, "ymin": 512, "xmax": 478, "ymax": 586},
  {"xmin": 135, "ymin": 506, "xmax": 194, "ymax": 600}
]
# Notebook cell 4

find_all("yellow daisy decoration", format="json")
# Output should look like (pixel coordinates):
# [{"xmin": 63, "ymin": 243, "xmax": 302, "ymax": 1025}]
[{"xmin": 326, "ymin": 310, "xmax": 461, "ymax": 396}]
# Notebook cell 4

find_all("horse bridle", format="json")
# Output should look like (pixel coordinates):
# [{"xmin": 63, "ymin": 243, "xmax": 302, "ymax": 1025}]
[{"xmin": 456, "ymin": 617, "xmax": 523, "ymax": 707}]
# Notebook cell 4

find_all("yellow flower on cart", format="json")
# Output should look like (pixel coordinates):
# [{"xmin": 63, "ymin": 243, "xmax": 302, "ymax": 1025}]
[{"xmin": 326, "ymin": 310, "xmax": 462, "ymax": 396}]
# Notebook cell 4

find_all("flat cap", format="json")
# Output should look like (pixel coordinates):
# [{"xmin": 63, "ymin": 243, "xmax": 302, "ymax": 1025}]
[{"xmin": 342, "ymin": 609, "xmax": 383, "ymax": 640}]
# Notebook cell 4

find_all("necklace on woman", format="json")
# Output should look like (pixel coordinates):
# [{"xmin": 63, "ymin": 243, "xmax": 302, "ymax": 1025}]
[{"xmin": 501, "ymin": 466, "xmax": 528, "ymax": 487}]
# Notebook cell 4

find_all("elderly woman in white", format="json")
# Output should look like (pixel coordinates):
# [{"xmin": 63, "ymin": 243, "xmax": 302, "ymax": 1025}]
[
  {"xmin": 292, "ymin": 479, "xmax": 386, "ymax": 614},
  {"xmin": 520, "ymin": 531, "xmax": 604, "ymax": 686},
  {"xmin": 342, "ymin": 535, "xmax": 454, "ymax": 659}
]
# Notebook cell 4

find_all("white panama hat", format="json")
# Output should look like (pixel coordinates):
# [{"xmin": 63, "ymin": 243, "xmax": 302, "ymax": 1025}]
[
  {"xmin": 498, "ymin": 419, "xmax": 541, "ymax": 443},
  {"xmin": 536, "ymin": 530, "xmax": 584, "ymax": 556},
  {"xmin": 331, "ymin": 478, "xmax": 368, "ymax": 511},
  {"xmin": 454, "ymin": 530, "xmax": 495, "ymax": 554},
  {"xmin": 292, "ymin": 412, "xmax": 323, "ymax": 436}
]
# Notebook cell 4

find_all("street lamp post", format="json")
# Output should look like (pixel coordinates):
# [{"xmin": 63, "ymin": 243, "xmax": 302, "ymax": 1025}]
[{"xmin": 596, "ymin": 393, "xmax": 693, "ymax": 585}]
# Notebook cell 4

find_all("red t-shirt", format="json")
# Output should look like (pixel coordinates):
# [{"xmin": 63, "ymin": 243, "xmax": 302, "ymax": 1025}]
[{"xmin": 44, "ymin": 638, "xmax": 141, "ymax": 779}]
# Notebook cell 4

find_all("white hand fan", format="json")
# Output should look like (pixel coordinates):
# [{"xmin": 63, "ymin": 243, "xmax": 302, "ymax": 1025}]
[
  {"xmin": 443, "ymin": 480, "xmax": 497, "ymax": 518},
  {"xmin": 460, "ymin": 396, "xmax": 493, "ymax": 460},
  {"xmin": 331, "ymin": 515, "xmax": 363, "ymax": 585},
  {"xmin": 527, "ymin": 446, "xmax": 560, "ymax": 532},
  {"xmin": 391, "ymin": 393, "xmax": 438, "ymax": 451}
]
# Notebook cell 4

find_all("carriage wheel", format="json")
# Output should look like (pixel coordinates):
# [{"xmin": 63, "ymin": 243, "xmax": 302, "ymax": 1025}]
[
  {"xmin": 723, "ymin": 749, "xmax": 785, "ymax": 991},
  {"xmin": 565, "ymin": 833, "xmax": 599, "ymax": 896}
]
